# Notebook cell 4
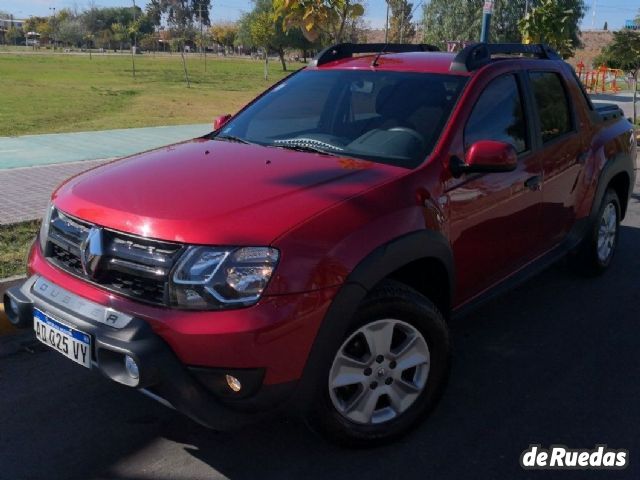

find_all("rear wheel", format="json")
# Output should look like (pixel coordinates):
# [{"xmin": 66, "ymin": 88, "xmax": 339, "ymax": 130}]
[
  {"xmin": 307, "ymin": 280, "xmax": 450, "ymax": 447},
  {"xmin": 571, "ymin": 189, "xmax": 620, "ymax": 275}
]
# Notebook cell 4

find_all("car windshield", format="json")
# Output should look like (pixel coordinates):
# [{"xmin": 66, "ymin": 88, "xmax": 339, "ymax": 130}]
[{"xmin": 215, "ymin": 69, "xmax": 467, "ymax": 168}]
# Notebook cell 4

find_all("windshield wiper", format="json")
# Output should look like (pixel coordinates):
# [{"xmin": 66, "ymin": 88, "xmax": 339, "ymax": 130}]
[
  {"xmin": 215, "ymin": 134, "xmax": 251, "ymax": 144},
  {"xmin": 272, "ymin": 143, "xmax": 337, "ymax": 156}
]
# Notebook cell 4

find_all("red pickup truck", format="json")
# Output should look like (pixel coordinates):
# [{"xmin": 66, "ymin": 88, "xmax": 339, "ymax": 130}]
[{"xmin": 5, "ymin": 43, "xmax": 636, "ymax": 446}]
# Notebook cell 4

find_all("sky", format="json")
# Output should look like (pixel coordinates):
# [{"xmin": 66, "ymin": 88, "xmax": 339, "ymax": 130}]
[{"xmin": 0, "ymin": 0, "xmax": 636, "ymax": 31}]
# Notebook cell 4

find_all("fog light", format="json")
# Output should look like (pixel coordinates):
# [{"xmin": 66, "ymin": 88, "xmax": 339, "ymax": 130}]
[
  {"xmin": 125, "ymin": 355, "xmax": 139, "ymax": 380},
  {"xmin": 225, "ymin": 374, "xmax": 242, "ymax": 392}
]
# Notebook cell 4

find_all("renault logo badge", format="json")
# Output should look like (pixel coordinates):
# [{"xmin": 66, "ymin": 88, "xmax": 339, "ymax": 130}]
[{"xmin": 80, "ymin": 227, "xmax": 104, "ymax": 278}]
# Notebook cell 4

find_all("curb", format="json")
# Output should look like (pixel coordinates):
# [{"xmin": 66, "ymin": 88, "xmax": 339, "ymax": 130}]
[{"xmin": 0, "ymin": 275, "xmax": 26, "ymax": 336}]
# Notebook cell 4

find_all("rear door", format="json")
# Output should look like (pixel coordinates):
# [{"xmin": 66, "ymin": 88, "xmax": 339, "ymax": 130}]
[
  {"xmin": 526, "ymin": 70, "xmax": 584, "ymax": 249},
  {"xmin": 448, "ymin": 72, "xmax": 543, "ymax": 302}
]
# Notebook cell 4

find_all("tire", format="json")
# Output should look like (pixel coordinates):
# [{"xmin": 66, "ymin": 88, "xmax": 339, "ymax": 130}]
[
  {"xmin": 570, "ymin": 188, "xmax": 621, "ymax": 276},
  {"xmin": 306, "ymin": 279, "xmax": 450, "ymax": 447}
]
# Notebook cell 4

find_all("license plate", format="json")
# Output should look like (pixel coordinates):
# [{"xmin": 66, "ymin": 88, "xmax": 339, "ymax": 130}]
[{"xmin": 34, "ymin": 309, "xmax": 92, "ymax": 368}]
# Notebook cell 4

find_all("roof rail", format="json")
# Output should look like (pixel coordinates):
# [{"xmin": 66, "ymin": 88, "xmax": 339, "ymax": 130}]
[
  {"xmin": 311, "ymin": 43, "xmax": 440, "ymax": 67},
  {"xmin": 450, "ymin": 43, "xmax": 561, "ymax": 72}
]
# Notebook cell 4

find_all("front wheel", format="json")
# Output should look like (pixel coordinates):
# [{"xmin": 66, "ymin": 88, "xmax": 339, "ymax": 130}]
[{"xmin": 307, "ymin": 280, "xmax": 450, "ymax": 447}]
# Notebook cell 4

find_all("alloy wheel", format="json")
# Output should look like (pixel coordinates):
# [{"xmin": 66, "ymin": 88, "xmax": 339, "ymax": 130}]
[
  {"xmin": 597, "ymin": 202, "xmax": 617, "ymax": 262},
  {"xmin": 328, "ymin": 319, "xmax": 430, "ymax": 425}
]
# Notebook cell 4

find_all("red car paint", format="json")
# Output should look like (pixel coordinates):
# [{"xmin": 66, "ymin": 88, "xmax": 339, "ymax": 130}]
[{"xmin": 28, "ymin": 50, "xmax": 636, "ymax": 392}]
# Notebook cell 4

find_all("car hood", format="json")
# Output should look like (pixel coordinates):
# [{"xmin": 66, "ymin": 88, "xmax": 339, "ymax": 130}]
[{"xmin": 53, "ymin": 138, "xmax": 407, "ymax": 245}]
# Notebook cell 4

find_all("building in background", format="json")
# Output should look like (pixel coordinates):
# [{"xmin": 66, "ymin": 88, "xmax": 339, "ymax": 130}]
[{"xmin": 0, "ymin": 17, "xmax": 26, "ymax": 44}]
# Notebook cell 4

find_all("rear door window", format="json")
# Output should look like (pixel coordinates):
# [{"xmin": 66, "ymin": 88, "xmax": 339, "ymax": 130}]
[{"xmin": 529, "ymin": 72, "xmax": 573, "ymax": 143}]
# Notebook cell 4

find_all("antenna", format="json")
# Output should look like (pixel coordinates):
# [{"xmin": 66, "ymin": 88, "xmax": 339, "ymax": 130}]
[{"xmin": 371, "ymin": 44, "xmax": 389, "ymax": 67}]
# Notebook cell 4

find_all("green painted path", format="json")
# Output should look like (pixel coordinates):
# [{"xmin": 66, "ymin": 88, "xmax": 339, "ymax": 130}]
[{"xmin": 0, "ymin": 124, "xmax": 211, "ymax": 170}]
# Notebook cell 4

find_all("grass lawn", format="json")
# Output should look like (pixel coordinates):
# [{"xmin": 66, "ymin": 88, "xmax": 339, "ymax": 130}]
[
  {"xmin": 0, "ymin": 50, "xmax": 293, "ymax": 137},
  {"xmin": 0, "ymin": 221, "xmax": 39, "ymax": 278}
]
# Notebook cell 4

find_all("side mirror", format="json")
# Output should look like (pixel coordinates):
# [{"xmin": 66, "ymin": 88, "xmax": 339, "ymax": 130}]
[
  {"xmin": 450, "ymin": 140, "xmax": 518, "ymax": 178},
  {"xmin": 213, "ymin": 114, "xmax": 232, "ymax": 131}
]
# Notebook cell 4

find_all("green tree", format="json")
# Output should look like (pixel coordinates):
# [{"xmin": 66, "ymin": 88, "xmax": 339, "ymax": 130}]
[
  {"xmin": 146, "ymin": 0, "xmax": 163, "ymax": 27},
  {"xmin": 251, "ymin": 10, "xmax": 277, "ymax": 79},
  {"xmin": 210, "ymin": 22, "xmax": 238, "ymax": 53},
  {"xmin": 111, "ymin": 22, "xmax": 128, "ymax": 51},
  {"xmin": 157, "ymin": 1, "xmax": 210, "ymax": 87},
  {"xmin": 423, "ymin": 0, "xmax": 584, "ymax": 47},
  {"xmin": 595, "ymin": 30, "xmax": 640, "ymax": 122},
  {"xmin": 240, "ymin": 0, "xmax": 312, "ymax": 75},
  {"xmin": 57, "ymin": 18, "xmax": 84, "ymax": 47},
  {"xmin": 519, "ymin": 0, "xmax": 586, "ymax": 58},
  {"xmin": 423, "ymin": 0, "xmax": 482, "ymax": 45},
  {"xmin": 274, "ymin": 0, "xmax": 365, "ymax": 43},
  {"xmin": 22, "ymin": 16, "xmax": 48, "ymax": 35},
  {"xmin": 97, "ymin": 28, "xmax": 113, "ymax": 49},
  {"xmin": 6, "ymin": 25, "xmax": 22, "ymax": 46},
  {"xmin": 389, "ymin": 0, "xmax": 416, "ymax": 43}
]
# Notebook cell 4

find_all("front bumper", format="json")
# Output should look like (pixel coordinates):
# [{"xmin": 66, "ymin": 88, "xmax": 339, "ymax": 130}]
[{"xmin": 3, "ymin": 275, "xmax": 299, "ymax": 430}]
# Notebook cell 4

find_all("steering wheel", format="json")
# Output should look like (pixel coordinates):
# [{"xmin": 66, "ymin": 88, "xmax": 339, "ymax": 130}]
[{"xmin": 388, "ymin": 127, "xmax": 425, "ymax": 146}]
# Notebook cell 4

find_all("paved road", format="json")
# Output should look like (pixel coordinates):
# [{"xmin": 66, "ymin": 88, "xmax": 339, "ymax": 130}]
[
  {"xmin": 592, "ymin": 91, "xmax": 635, "ymax": 120},
  {"xmin": 1, "ymin": 180, "xmax": 638, "ymax": 479}
]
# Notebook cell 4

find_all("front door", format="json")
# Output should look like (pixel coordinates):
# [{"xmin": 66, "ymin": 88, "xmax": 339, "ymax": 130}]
[{"xmin": 447, "ymin": 73, "xmax": 543, "ymax": 304}]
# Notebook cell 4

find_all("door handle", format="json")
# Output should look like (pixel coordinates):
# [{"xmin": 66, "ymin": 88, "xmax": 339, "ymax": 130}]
[{"xmin": 524, "ymin": 175, "xmax": 541, "ymax": 191}]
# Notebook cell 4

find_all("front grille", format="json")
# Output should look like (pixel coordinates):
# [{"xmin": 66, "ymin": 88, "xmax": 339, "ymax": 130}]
[{"xmin": 45, "ymin": 208, "xmax": 184, "ymax": 306}]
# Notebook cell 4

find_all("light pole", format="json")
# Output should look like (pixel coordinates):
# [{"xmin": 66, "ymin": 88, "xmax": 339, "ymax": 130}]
[
  {"xmin": 480, "ymin": 1, "xmax": 493, "ymax": 43},
  {"xmin": 49, "ymin": 7, "xmax": 56, "ymax": 51}
]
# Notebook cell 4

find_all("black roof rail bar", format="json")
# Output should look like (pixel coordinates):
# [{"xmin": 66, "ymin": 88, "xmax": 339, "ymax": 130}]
[
  {"xmin": 311, "ymin": 43, "xmax": 440, "ymax": 67},
  {"xmin": 450, "ymin": 42, "xmax": 561, "ymax": 72}
]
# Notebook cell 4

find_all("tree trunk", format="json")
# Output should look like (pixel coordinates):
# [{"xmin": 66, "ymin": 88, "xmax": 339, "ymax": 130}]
[
  {"xmin": 181, "ymin": 49, "xmax": 191, "ymax": 88},
  {"xmin": 278, "ymin": 49, "xmax": 287, "ymax": 71},
  {"xmin": 634, "ymin": 71, "xmax": 638, "ymax": 125},
  {"xmin": 131, "ymin": 46, "xmax": 136, "ymax": 79},
  {"xmin": 264, "ymin": 51, "xmax": 269, "ymax": 81},
  {"xmin": 335, "ymin": 5, "xmax": 349, "ymax": 43}
]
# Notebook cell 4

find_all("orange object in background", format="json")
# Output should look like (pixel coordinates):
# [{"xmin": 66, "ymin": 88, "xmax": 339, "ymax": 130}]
[{"xmin": 576, "ymin": 61, "xmax": 628, "ymax": 93}]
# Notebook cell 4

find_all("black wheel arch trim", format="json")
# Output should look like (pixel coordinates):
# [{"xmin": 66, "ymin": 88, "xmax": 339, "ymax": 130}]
[
  {"xmin": 590, "ymin": 151, "xmax": 635, "ymax": 222},
  {"xmin": 292, "ymin": 229, "xmax": 454, "ymax": 414}
]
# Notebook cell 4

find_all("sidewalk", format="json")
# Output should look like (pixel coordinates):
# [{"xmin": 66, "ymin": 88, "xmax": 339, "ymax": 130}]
[
  {"xmin": 0, "ymin": 159, "xmax": 109, "ymax": 224},
  {"xmin": 0, "ymin": 123, "xmax": 210, "ymax": 169},
  {"xmin": 0, "ymin": 123, "xmax": 210, "ymax": 225}
]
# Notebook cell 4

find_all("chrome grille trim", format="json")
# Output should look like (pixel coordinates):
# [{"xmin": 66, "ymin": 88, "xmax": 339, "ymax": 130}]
[{"xmin": 44, "ymin": 208, "xmax": 184, "ymax": 306}]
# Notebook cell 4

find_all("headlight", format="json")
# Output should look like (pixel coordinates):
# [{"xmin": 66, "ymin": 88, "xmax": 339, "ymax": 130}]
[
  {"xmin": 170, "ymin": 246, "xmax": 279, "ymax": 309},
  {"xmin": 39, "ymin": 203, "xmax": 54, "ymax": 252}
]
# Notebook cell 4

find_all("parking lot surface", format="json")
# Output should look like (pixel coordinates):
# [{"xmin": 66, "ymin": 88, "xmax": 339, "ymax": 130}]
[{"xmin": 0, "ymin": 174, "xmax": 638, "ymax": 479}]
